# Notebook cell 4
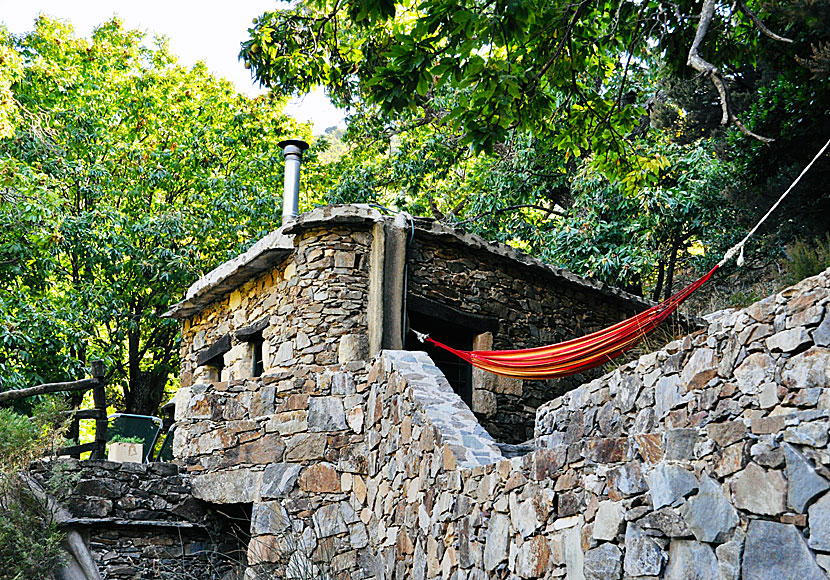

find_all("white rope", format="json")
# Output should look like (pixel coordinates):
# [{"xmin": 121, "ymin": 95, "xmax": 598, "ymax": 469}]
[{"xmin": 718, "ymin": 137, "xmax": 830, "ymax": 268}]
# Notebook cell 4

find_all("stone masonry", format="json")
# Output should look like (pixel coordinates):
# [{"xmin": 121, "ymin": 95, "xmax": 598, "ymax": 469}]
[
  {"xmin": 172, "ymin": 263, "xmax": 830, "ymax": 578},
  {"xmin": 32, "ymin": 459, "xmax": 243, "ymax": 579}
]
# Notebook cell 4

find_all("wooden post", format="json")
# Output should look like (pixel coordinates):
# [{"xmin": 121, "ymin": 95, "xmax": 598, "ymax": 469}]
[{"xmin": 90, "ymin": 360, "xmax": 108, "ymax": 459}]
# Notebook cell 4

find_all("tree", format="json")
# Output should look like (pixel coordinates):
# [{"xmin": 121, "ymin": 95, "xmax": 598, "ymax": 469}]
[
  {"xmin": 241, "ymin": 0, "xmax": 822, "ymax": 155},
  {"xmin": 0, "ymin": 17, "xmax": 318, "ymax": 414},
  {"xmin": 242, "ymin": 0, "xmax": 828, "ymax": 297}
]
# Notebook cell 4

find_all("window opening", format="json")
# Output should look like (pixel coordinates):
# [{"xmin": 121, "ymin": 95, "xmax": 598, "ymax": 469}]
[{"xmin": 251, "ymin": 333, "xmax": 264, "ymax": 377}]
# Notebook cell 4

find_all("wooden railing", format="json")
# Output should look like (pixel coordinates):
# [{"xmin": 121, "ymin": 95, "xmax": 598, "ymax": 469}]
[{"xmin": 0, "ymin": 361, "xmax": 108, "ymax": 459}]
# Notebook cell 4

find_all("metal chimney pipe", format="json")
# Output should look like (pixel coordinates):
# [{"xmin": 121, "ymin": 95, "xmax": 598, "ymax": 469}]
[{"xmin": 278, "ymin": 139, "xmax": 310, "ymax": 223}]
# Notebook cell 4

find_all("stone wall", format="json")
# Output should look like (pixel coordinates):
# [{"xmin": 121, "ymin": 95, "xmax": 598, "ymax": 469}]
[
  {"xmin": 178, "ymin": 225, "xmax": 373, "ymax": 388},
  {"xmin": 32, "ymin": 459, "xmax": 242, "ymax": 579},
  {"xmin": 349, "ymin": 266, "xmax": 830, "ymax": 579},
  {"xmin": 406, "ymin": 229, "xmax": 650, "ymax": 443}
]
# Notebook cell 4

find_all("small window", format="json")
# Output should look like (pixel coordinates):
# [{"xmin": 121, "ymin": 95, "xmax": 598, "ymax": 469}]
[
  {"xmin": 235, "ymin": 317, "xmax": 269, "ymax": 378},
  {"xmin": 251, "ymin": 333, "xmax": 264, "ymax": 378},
  {"xmin": 197, "ymin": 334, "xmax": 231, "ymax": 382}
]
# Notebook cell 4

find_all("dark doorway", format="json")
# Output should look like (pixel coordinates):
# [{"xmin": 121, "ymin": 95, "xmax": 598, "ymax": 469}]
[{"xmin": 405, "ymin": 295, "xmax": 498, "ymax": 409}]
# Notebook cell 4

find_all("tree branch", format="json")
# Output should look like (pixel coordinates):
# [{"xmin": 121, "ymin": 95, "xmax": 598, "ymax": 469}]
[
  {"xmin": 451, "ymin": 203, "xmax": 564, "ymax": 226},
  {"xmin": 735, "ymin": 0, "xmax": 793, "ymax": 44},
  {"xmin": 686, "ymin": 0, "xmax": 774, "ymax": 142}
]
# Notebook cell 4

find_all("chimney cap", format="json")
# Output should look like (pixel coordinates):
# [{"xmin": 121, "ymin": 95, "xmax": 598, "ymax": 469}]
[{"xmin": 278, "ymin": 139, "xmax": 310, "ymax": 153}]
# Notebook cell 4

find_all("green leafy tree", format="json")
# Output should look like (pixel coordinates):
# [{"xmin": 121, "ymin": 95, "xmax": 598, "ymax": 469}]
[{"xmin": 0, "ymin": 17, "xmax": 318, "ymax": 414}]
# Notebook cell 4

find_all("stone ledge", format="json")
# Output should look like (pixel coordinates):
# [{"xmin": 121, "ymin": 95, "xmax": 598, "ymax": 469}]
[{"xmin": 382, "ymin": 349, "xmax": 505, "ymax": 468}]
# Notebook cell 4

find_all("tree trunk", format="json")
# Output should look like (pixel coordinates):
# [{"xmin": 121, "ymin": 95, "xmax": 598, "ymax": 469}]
[
  {"xmin": 125, "ymin": 370, "xmax": 166, "ymax": 416},
  {"xmin": 663, "ymin": 238, "xmax": 681, "ymax": 301}
]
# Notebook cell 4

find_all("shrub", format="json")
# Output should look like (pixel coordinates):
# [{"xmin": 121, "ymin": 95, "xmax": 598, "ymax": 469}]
[
  {"xmin": 0, "ymin": 403, "xmax": 70, "ymax": 580},
  {"xmin": 785, "ymin": 233, "xmax": 830, "ymax": 284}
]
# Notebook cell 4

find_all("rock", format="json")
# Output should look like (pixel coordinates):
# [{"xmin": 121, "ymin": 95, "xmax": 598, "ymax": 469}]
[
  {"xmin": 516, "ymin": 498, "xmax": 542, "ymax": 538},
  {"xmin": 647, "ymin": 463, "xmax": 699, "ymax": 509},
  {"xmin": 715, "ymin": 531, "xmax": 744, "ymax": 580},
  {"xmin": 617, "ymin": 375, "xmax": 641, "ymax": 413},
  {"xmin": 634, "ymin": 432, "xmax": 663, "ymax": 464},
  {"xmin": 338, "ymin": 334, "xmax": 368, "ymax": 363},
  {"xmin": 623, "ymin": 524, "xmax": 663, "ymax": 577},
  {"xmin": 663, "ymin": 540, "xmax": 720, "ymax": 580},
  {"xmin": 784, "ymin": 422, "xmax": 829, "ymax": 448},
  {"xmin": 349, "ymin": 522, "xmax": 369, "ymax": 549},
  {"xmin": 663, "ymin": 429, "xmax": 697, "ymax": 461},
  {"xmin": 259, "ymin": 463, "xmax": 302, "ymax": 498},
  {"xmin": 273, "ymin": 341, "xmax": 293, "ymax": 364},
  {"xmin": 706, "ymin": 421, "xmax": 747, "ymax": 448},
  {"xmin": 679, "ymin": 474, "xmax": 738, "ymax": 543},
  {"xmin": 298, "ymin": 462, "xmax": 340, "ymax": 493},
  {"xmin": 236, "ymin": 434, "xmax": 286, "ymax": 465},
  {"xmin": 483, "ymin": 513, "xmax": 510, "ymax": 571},
  {"xmin": 191, "ymin": 468, "xmax": 262, "ymax": 503},
  {"xmin": 715, "ymin": 442, "xmax": 745, "ymax": 478},
  {"xmin": 781, "ymin": 347, "xmax": 830, "ymax": 389},
  {"xmin": 515, "ymin": 535, "xmax": 551, "ymax": 578},
  {"xmin": 583, "ymin": 543, "xmax": 622, "ymax": 580},
  {"xmin": 607, "ymin": 463, "xmax": 647, "ymax": 497},
  {"xmin": 472, "ymin": 389, "xmax": 497, "ymax": 416},
  {"xmin": 285, "ymin": 433, "xmax": 327, "ymax": 461},
  {"xmin": 784, "ymin": 443, "xmax": 830, "ymax": 513},
  {"xmin": 730, "ymin": 462, "xmax": 786, "ymax": 515},
  {"xmin": 814, "ymin": 309, "xmax": 830, "ymax": 346},
  {"xmin": 680, "ymin": 348, "xmax": 717, "ymax": 390},
  {"xmin": 751, "ymin": 437, "xmax": 784, "ymax": 468},
  {"xmin": 563, "ymin": 523, "xmax": 585, "ymax": 580},
  {"xmin": 592, "ymin": 501, "xmax": 624, "ymax": 541},
  {"xmin": 743, "ymin": 519, "xmax": 825, "ymax": 580},
  {"xmin": 766, "ymin": 327, "xmax": 811, "ymax": 352},
  {"xmin": 733, "ymin": 353, "xmax": 774, "ymax": 394},
  {"xmin": 637, "ymin": 507, "xmax": 692, "ymax": 537},
  {"xmin": 346, "ymin": 406, "xmax": 365, "ymax": 434},
  {"xmin": 655, "ymin": 375, "xmax": 684, "ymax": 418},
  {"xmin": 308, "ymin": 396, "xmax": 347, "ymax": 431},
  {"xmin": 759, "ymin": 382, "xmax": 780, "ymax": 409},
  {"xmin": 809, "ymin": 491, "xmax": 830, "ymax": 551},
  {"xmin": 312, "ymin": 502, "xmax": 348, "ymax": 537},
  {"xmin": 252, "ymin": 501, "xmax": 290, "ymax": 535}
]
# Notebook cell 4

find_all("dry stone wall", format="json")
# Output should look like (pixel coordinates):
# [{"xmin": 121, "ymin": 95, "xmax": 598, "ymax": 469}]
[
  {"xmin": 407, "ymin": 231, "xmax": 650, "ymax": 443},
  {"xmin": 33, "ymin": 459, "xmax": 241, "ymax": 579},
  {"xmin": 354, "ymin": 266, "xmax": 830, "ymax": 579}
]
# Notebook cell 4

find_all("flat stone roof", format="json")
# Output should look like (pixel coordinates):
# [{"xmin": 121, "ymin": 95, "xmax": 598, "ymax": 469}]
[{"xmin": 164, "ymin": 204, "xmax": 653, "ymax": 319}]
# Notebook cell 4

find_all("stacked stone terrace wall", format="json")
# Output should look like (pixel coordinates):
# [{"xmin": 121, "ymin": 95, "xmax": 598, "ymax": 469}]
[
  {"xmin": 353, "ymin": 266, "xmax": 830, "ymax": 579},
  {"xmin": 407, "ymin": 233, "xmax": 651, "ymax": 443},
  {"xmin": 33, "ymin": 459, "xmax": 241, "ymax": 579}
]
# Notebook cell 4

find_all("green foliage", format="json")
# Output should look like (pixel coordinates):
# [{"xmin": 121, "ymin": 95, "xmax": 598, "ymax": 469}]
[
  {"xmin": 0, "ymin": 17, "xmax": 321, "ymax": 413},
  {"xmin": 0, "ymin": 404, "xmax": 70, "ymax": 580},
  {"xmin": 250, "ymin": 0, "xmax": 828, "ymax": 302},
  {"xmin": 785, "ymin": 234, "xmax": 830, "ymax": 284},
  {"xmin": 108, "ymin": 434, "xmax": 143, "ymax": 445}
]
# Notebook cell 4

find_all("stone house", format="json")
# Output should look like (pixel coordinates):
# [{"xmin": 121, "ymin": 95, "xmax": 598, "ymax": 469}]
[{"xmin": 166, "ymin": 204, "xmax": 650, "ymax": 444}]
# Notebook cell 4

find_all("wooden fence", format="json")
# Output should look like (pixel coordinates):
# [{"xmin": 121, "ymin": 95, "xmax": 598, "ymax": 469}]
[{"xmin": 0, "ymin": 361, "xmax": 108, "ymax": 459}]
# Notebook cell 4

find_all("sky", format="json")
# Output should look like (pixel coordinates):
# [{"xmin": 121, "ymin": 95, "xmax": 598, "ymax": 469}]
[{"xmin": 0, "ymin": 0, "xmax": 346, "ymax": 133}]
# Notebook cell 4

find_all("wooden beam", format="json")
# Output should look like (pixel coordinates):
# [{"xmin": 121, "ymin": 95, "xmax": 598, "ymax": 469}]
[{"xmin": 0, "ymin": 378, "xmax": 100, "ymax": 405}]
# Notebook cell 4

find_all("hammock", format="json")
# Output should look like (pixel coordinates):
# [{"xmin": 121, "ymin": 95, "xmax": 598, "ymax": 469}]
[
  {"xmin": 416, "ymin": 138, "xmax": 830, "ymax": 380},
  {"xmin": 419, "ymin": 264, "xmax": 718, "ymax": 379}
]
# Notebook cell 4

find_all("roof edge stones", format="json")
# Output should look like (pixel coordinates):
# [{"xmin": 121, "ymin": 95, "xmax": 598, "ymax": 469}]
[{"xmin": 164, "ymin": 204, "xmax": 653, "ymax": 319}]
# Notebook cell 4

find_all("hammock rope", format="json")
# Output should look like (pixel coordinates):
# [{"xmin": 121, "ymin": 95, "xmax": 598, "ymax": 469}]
[{"xmin": 415, "ymin": 137, "xmax": 830, "ymax": 380}]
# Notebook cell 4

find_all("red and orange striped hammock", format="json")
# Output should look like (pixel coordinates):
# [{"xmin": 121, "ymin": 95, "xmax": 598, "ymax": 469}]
[{"xmin": 418, "ymin": 264, "xmax": 719, "ymax": 380}]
